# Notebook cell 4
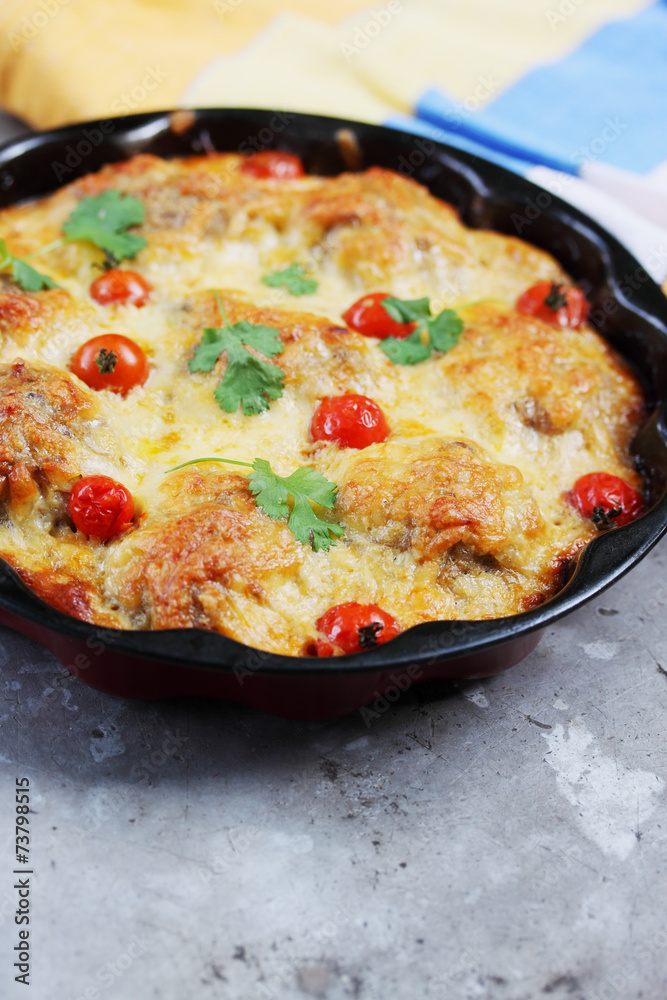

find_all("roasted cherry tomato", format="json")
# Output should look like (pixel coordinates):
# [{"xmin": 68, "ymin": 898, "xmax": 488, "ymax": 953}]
[
  {"xmin": 342, "ymin": 292, "xmax": 416, "ymax": 340},
  {"xmin": 516, "ymin": 281, "xmax": 588, "ymax": 328},
  {"xmin": 68, "ymin": 476, "xmax": 135, "ymax": 541},
  {"xmin": 70, "ymin": 334, "xmax": 149, "ymax": 397},
  {"xmin": 311, "ymin": 394, "xmax": 390, "ymax": 449},
  {"xmin": 90, "ymin": 269, "xmax": 152, "ymax": 307},
  {"xmin": 315, "ymin": 602, "xmax": 401, "ymax": 655},
  {"xmin": 240, "ymin": 151, "xmax": 304, "ymax": 180},
  {"xmin": 566, "ymin": 472, "xmax": 644, "ymax": 529}
]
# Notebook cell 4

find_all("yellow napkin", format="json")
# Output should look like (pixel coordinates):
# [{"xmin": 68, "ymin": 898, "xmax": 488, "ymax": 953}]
[{"xmin": 0, "ymin": 0, "xmax": 650, "ymax": 130}]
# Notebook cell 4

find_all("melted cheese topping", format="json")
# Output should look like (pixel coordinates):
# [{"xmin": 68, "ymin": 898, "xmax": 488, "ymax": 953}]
[{"xmin": 0, "ymin": 154, "xmax": 645, "ymax": 655}]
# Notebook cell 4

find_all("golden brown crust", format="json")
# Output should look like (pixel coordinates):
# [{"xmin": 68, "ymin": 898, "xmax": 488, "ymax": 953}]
[
  {"xmin": 109, "ymin": 471, "xmax": 301, "ymax": 647},
  {"xmin": 0, "ymin": 359, "xmax": 97, "ymax": 516},
  {"xmin": 441, "ymin": 304, "xmax": 645, "ymax": 469},
  {"xmin": 324, "ymin": 437, "xmax": 544, "ymax": 564}
]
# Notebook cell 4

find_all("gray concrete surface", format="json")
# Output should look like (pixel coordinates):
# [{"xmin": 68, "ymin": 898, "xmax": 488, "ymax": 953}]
[{"xmin": 1, "ymin": 112, "xmax": 666, "ymax": 1000}]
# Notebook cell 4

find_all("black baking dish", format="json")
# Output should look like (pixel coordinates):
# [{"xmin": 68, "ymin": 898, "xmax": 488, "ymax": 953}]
[{"xmin": 0, "ymin": 108, "xmax": 665, "ymax": 719}]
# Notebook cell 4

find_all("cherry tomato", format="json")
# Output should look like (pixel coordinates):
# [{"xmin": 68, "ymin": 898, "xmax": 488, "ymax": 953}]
[
  {"xmin": 516, "ymin": 281, "xmax": 588, "ymax": 328},
  {"xmin": 70, "ymin": 334, "xmax": 149, "ymax": 397},
  {"xmin": 342, "ymin": 292, "xmax": 416, "ymax": 339},
  {"xmin": 240, "ymin": 151, "xmax": 304, "ymax": 180},
  {"xmin": 68, "ymin": 475, "xmax": 135, "ymax": 541},
  {"xmin": 566, "ymin": 472, "xmax": 644, "ymax": 528},
  {"xmin": 316, "ymin": 602, "xmax": 401, "ymax": 655},
  {"xmin": 311, "ymin": 394, "xmax": 390, "ymax": 449},
  {"xmin": 90, "ymin": 269, "xmax": 152, "ymax": 307}
]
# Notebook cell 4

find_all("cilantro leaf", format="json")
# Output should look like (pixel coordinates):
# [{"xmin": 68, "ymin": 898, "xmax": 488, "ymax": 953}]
[
  {"xmin": 380, "ymin": 295, "xmax": 464, "ymax": 364},
  {"xmin": 189, "ymin": 303, "xmax": 285, "ymax": 416},
  {"xmin": 249, "ymin": 460, "xmax": 345, "ymax": 551},
  {"xmin": 381, "ymin": 296, "xmax": 431, "ymax": 323},
  {"xmin": 188, "ymin": 326, "xmax": 228, "ymax": 373},
  {"xmin": 427, "ymin": 309, "xmax": 464, "ymax": 352},
  {"xmin": 165, "ymin": 456, "xmax": 345, "ymax": 551},
  {"xmin": 63, "ymin": 191, "xmax": 147, "ymax": 262},
  {"xmin": 381, "ymin": 330, "xmax": 432, "ymax": 365},
  {"xmin": 10, "ymin": 257, "xmax": 58, "ymax": 291},
  {"xmin": 246, "ymin": 457, "xmax": 291, "ymax": 520},
  {"xmin": 212, "ymin": 339, "xmax": 285, "ymax": 416},
  {"xmin": 262, "ymin": 263, "xmax": 318, "ymax": 296},
  {"xmin": 0, "ymin": 238, "xmax": 58, "ymax": 291},
  {"xmin": 226, "ymin": 320, "xmax": 284, "ymax": 357}
]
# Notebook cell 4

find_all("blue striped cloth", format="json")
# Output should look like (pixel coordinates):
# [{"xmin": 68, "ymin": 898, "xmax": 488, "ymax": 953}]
[
  {"xmin": 386, "ymin": 0, "xmax": 667, "ymax": 282},
  {"xmin": 397, "ymin": 0, "xmax": 667, "ymax": 177}
]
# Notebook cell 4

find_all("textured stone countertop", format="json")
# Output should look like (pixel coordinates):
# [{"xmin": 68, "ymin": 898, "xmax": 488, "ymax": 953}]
[{"xmin": 0, "ymin": 113, "xmax": 666, "ymax": 1000}]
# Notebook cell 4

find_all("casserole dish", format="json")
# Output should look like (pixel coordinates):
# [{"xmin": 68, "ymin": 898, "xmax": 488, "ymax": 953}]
[{"xmin": 0, "ymin": 107, "xmax": 665, "ymax": 719}]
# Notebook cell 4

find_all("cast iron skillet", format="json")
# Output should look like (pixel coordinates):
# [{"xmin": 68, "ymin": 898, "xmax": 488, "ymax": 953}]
[{"xmin": 0, "ymin": 108, "xmax": 666, "ymax": 719}]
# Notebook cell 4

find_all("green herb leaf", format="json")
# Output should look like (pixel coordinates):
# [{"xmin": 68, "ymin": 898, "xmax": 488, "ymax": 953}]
[
  {"xmin": 212, "ymin": 338, "xmax": 285, "ymax": 416},
  {"xmin": 0, "ymin": 239, "xmax": 58, "ymax": 291},
  {"xmin": 63, "ymin": 191, "xmax": 147, "ymax": 262},
  {"xmin": 165, "ymin": 455, "xmax": 345, "ymax": 551},
  {"xmin": 261, "ymin": 263, "xmax": 318, "ymax": 296},
  {"xmin": 11, "ymin": 257, "xmax": 58, "ymax": 291},
  {"xmin": 249, "ymin": 459, "xmax": 344, "ymax": 551},
  {"xmin": 380, "ymin": 330, "xmax": 432, "ymax": 365},
  {"xmin": 427, "ymin": 309, "xmax": 464, "ymax": 353},
  {"xmin": 379, "ymin": 295, "xmax": 464, "ymax": 365},
  {"xmin": 189, "ymin": 306, "xmax": 285, "ymax": 416},
  {"xmin": 381, "ymin": 296, "xmax": 431, "ymax": 323}
]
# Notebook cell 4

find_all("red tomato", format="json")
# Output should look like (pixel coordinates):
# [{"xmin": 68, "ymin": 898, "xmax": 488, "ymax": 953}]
[
  {"xmin": 316, "ymin": 602, "xmax": 401, "ymax": 655},
  {"xmin": 311, "ymin": 394, "xmax": 390, "ymax": 449},
  {"xmin": 516, "ymin": 281, "xmax": 588, "ymax": 328},
  {"xmin": 240, "ymin": 151, "xmax": 304, "ymax": 179},
  {"xmin": 566, "ymin": 472, "xmax": 644, "ymax": 528},
  {"xmin": 70, "ymin": 334, "xmax": 149, "ymax": 397},
  {"xmin": 68, "ymin": 476, "xmax": 135, "ymax": 541},
  {"xmin": 342, "ymin": 292, "xmax": 416, "ymax": 339},
  {"xmin": 90, "ymin": 269, "xmax": 152, "ymax": 307}
]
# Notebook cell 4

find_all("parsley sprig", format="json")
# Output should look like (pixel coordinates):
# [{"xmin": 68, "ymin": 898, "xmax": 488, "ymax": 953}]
[
  {"xmin": 189, "ymin": 292, "xmax": 286, "ymax": 415},
  {"xmin": 261, "ymin": 263, "xmax": 318, "ymax": 296},
  {"xmin": 1, "ymin": 191, "xmax": 147, "ymax": 291},
  {"xmin": 165, "ymin": 456, "xmax": 345, "ymax": 551},
  {"xmin": 62, "ymin": 191, "xmax": 147, "ymax": 265},
  {"xmin": 0, "ymin": 239, "xmax": 58, "ymax": 291},
  {"xmin": 380, "ymin": 296, "xmax": 464, "ymax": 365}
]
